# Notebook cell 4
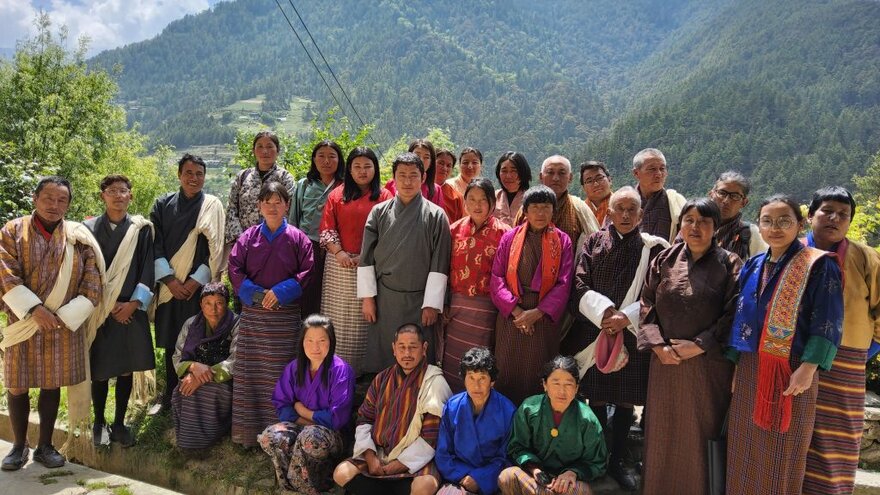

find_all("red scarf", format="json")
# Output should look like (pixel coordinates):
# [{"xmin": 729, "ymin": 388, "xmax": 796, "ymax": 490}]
[
  {"xmin": 505, "ymin": 224, "xmax": 562, "ymax": 302},
  {"xmin": 754, "ymin": 247, "xmax": 825, "ymax": 432}
]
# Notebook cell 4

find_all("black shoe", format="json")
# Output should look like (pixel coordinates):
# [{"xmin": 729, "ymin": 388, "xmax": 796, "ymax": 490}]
[
  {"xmin": 1, "ymin": 445, "xmax": 29, "ymax": 471},
  {"xmin": 33, "ymin": 444, "xmax": 65, "ymax": 469},
  {"xmin": 110, "ymin": 423, "xmax": 136, "ymax": 447},
  {"xmin": 93, "ymin": 423, "xmax": 110, "ymax": 447},
  {"xmin": 608, "ymin": 459, "xmax": 639, "ymax": 492}
]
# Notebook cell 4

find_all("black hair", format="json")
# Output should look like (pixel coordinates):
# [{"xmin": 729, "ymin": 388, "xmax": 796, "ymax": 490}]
[
  {"xmin": 541, "ymin": 355, "xmax": 580, "ymax": 385},
  {"xmin": 678, "ymin": 197, "xmax": 722, "ymax": 231},
  {"xmin": 436, "ymin": 148, "xmax": 457, "ymax": 166},
  {"xmin": 715, "ymin": 170, "xmax": 751, "ymax": 196},
  {"xmin": 459, "ymin": 346, "xmax": 499, "ymax": 380},
  {"xmin": 464, "ymin": 178, "xmax": 497, "ymax": 211},
  {"xmin": 252, "ymin": 131, "xmax": 281, "ymax": 158},
  {"xmin": 35, "ymin": 176, "xmax": 73, "ymax": 201},
  {"xmin": 579, "ymin": 161, "xmax": 610, "ymax": 183},
  {"xmin": 343, "ymin": 147, "xmax": 382, "ymax": 203},
  {"xmin": 296, "ymin": 314, "xmax": 337, "ymax": 388},
  {"xmin": 408, "ymin": 139, "xmax": 436, "ymax": 199},
  {"xmin": 257, "ymin": 180, "xmax": 291, "ymax": 204},
  {"xmin": 178, "ymin": 153, "xmax": 207, "ymax": 174},
  {"xmin": 307, "ymin": 140, "xmax": 345, "ymax": 183},
  {"xmin": 758, "ymin": 194, "xmax": 804, "ymax": 223},
  {"xmin": 495, "ymin": 152, "xmax": 532, "ymax": 193},
  {"xmin": 808, "ymin": 186, "xmax": 856, "ymax": 218},
  {"xmin": 392, "ymin": 152, "xmax": 425, "ymax": 176},
  {"xmin": 99, "ymin": 174, "xmax": 131, "ymax": 192},
  {"xmin": 200, "ymin": 282, "xmax": 229, "ymax": 303},
  {"xmin": 459, "ymin": 147, "xmax": 483, "ymax": 163},
  {"xmin": 522, "ymin": 185, "xmax": 557, "ymax": 214},
  {"xmin": 394, "ymin": 322, "xmax": 427, "ymax": 343}
]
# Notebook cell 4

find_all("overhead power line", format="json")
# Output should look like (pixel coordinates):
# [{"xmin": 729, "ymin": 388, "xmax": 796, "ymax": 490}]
[
  {"xmin": 272, "ymin": 0, "xmax": 346, "ymax": 117},
  {"xmin": 287, "ymin": 0, "xmax": 372, "ymax": 137},
  {"xmin": 273, "ymin": 0, "xmax": 385, "ymax": 159}
]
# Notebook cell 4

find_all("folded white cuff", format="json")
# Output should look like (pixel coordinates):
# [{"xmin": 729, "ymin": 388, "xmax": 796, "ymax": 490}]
[
  {"xmin": 422, "ymin": 272, "xmax": 448, "ymax": 310},
  {"xmin": 55, "ymin": 295, "xmax": 96, "ymax": 332},
  {"xmin": 352, "ymin": 423, "xmax": 377, "ymax": 459},
  {"xmin": 578, "ymin": 290, "xmax": 615, "ymax": 329},
  {"xmin": 621, "ymin": 301, "xmax": 641, "ymax": 332},
  {"xmin": 357, "ymin": 266, "xmax": 377, "ymax": 299},
  {"xmin": 2, "ymin": 285, "xmax": 42, "ymax": 320},
  {"xmin": 397, "ymin": 437, "xmax": 435, "ymax": 473}
]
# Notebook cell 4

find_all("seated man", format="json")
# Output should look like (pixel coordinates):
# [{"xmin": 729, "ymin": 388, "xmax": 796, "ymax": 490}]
[
  {"xmin": 436, "ymin": 347, "xmax": 517, "ymax": 495},
  {"xmin": 333, "ymin": 323, "xmax": 452, "ymax": 495},
  {"xmin": 171, "ymin": 282, "xmax": 239, "ymax": 451}
]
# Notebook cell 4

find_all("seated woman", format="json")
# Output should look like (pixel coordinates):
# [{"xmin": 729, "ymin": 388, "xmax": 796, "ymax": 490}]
[
  {"xmin": 171, "ymin": 282, "xmax": 239, "ymax": 451},
  {"xmin": 259, "ymin": 314, "xmax": 355, "ymax": 495},
  {"xmin": 499, "ymin": 355, "xmax": 606, "ymax": 495},
  {"xmin": 436, "ymin": 347, "xmax": 516, "ymax": 495},
  {"xmin": 491, "ymin": 185, "xmax": 573, "ymax": 404}
]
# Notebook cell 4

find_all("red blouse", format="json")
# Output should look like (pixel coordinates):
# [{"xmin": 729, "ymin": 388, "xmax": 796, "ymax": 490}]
[
  {"xmin": 449, "ymin": 215, "xmax": 511, "ymax": 296},
  {"xmin": 319, "ymin": 187, "xmax": 393, "ymax": 254}
]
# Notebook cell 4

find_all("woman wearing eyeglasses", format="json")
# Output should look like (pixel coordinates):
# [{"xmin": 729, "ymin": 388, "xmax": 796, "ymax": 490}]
[
  {"xmin": 637, "ymin": 198, "xmax": 742, "ymax": 495},
  {"xmin": 725, "ymin": 195, "xmax": 843, "ymax": 495}
]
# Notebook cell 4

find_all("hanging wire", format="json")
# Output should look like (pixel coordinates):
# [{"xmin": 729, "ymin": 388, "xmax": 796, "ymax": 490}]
[
  {"xmin": 273, "ymin": 0, "xmax": 385, "ymax": 160},
  {"xmin": 287, "ymin": 0, "xmax": 371, "ymax": 135}
]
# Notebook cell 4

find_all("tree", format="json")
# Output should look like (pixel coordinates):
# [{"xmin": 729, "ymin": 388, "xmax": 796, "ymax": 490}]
[
  {"xmin": 0, "ymin": 14, "xmax": 168, "ymax": 221},
  {"xmin": 851, "ymin": 151, "xmax": 880, "ymax": 247}
]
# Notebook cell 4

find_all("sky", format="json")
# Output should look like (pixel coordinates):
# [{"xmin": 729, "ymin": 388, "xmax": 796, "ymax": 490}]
[{"xmin": 0, "ymin": 0, "xmax": 224, "ymax": 56}]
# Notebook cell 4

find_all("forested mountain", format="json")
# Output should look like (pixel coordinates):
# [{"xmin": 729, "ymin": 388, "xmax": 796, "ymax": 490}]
[
  {"xmin": 90, "ymin": 0, "xmax": 880, "ymax": 201},
  {"xmin": 583, "ymin": 0, "xmax": 880, "ymax": 202}
]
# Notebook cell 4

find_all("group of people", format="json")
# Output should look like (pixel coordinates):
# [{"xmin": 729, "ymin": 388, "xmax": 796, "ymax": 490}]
[{"xmin": 0, "ymin": 129, "xmax": 878, "ymax": 495}]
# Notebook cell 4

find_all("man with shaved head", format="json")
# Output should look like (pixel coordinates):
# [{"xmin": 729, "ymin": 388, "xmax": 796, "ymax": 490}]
[
  {"xmin": 517, "ymin": 155, "xmax": 599, "ymax": 256},
  {"xmin": 631, "ymin": 148, "xmax": 687, "ymax": 242}
]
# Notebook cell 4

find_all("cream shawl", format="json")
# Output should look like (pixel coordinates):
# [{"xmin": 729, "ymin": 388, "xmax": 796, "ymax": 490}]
[{"xmin": 150, "ymin": 194, "xmax": 225, "ymax": 318}]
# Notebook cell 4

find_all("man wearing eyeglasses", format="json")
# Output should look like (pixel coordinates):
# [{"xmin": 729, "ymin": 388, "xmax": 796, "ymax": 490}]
[
  {"xmin": 708, "ymin": 171, "xmax": 767, "ymax": 260},
  {"xmin": 579, "ymin": 161, "xmax": 613, "ymax": 227},
  {"xmin": 83, "ymin": 175, "xmax": 156, "ymax": 447}
]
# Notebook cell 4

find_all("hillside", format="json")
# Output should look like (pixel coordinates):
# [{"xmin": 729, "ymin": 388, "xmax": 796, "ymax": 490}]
[
  {"xmin": 581, "ymin": 0, "xmax": 880, "ymax": 201},
  {"xmin": 89, "ymin": 0, "xmax": 880, "ymax": 201},
  {"xmin": 90, "ymin": 0, "xmax": 721, "ymax": 161}
]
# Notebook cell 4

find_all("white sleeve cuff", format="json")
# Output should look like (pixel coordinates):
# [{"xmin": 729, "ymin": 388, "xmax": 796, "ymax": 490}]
[
  {"xmin": 422, "ymin": 272, "xmax": 448, "ymax": 310},
  {"xmin": 397, "ymin": 436, "xmax": 435, "ymax": 473},
  {"xmin": 621, "ymin": 301, "xmax": 641, "ymax": 332},
  {"xmin": 190, "ymin": 264, "xmax": 212, "ymax": 286},
  {"xmin": 130, "ymin": 283, "xmax": 154, "ymax": 311},
  {"xmin": 55, "ymin": 295, "xmax": 96, "ymax": 332},
  {"xmin": 352, "ymin": 423, "xmax": 377, "ymax": 459},
  {"xmin": 2, "ymin": 285, "xmax": 42, "ymax": 320},
  {"xmin": 578, "ymin": 290, "xmax": 615, "ymax": 328},
  {"xmin": 154, "ymin": 258, "xmax": 173, "ymax": 281},
  {"xmin": 357, "ymin": 266, "xmax": 377, "ymax": 299}
]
